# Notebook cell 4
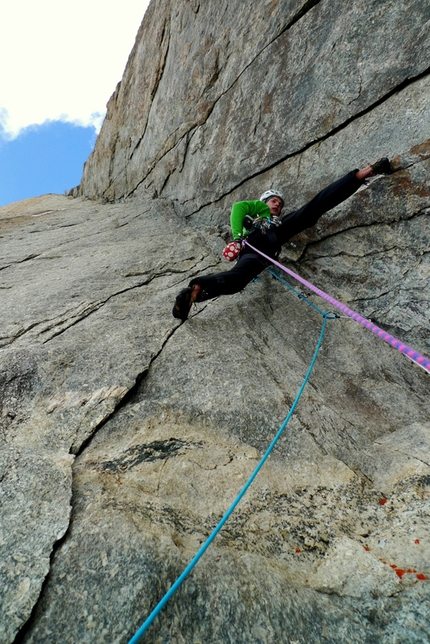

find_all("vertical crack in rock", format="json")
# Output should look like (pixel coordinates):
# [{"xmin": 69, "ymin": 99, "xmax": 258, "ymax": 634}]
[
  {"xmin": 11, "ymin": 526, "xmax": 72, "ymax": 644},
  {"xmin": 121, "ymin": 0, "xmax": 325, "ymax": 201},
  {"xmin": 10, "ymin": 320, "xmax": 185, "ymax": 644},
  {"xmin": 279, "ymin": 0, "xmax": 323, "ymax": 33},
  {"xmin": 129, "ymin": 22, "xmax": 171, "ymax": 163},
  {"xmin": 71, "ymin": 319, "xmax": 185, "ymax": 459},
  {"xmin": 126, "ymin": 19, "xmax": 429, "ymax": 209}
]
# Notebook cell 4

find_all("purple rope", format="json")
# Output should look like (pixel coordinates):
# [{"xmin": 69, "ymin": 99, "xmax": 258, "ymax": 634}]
[{"xmin": 244, "ymin": 240, "xmax": 430, "ymax": 374}]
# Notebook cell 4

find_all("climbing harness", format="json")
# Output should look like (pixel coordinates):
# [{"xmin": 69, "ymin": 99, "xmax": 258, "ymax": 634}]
[
  {"xmin": 244, "ymin": 240, "xmax": 430, "ymax": 375},
  {"xmin": 250, "ymin": 215, "xmax": 281, "ymax": 234},
  {"xmin": 127, "ymin": 305, "xmax": 334, "ymax": 643}
]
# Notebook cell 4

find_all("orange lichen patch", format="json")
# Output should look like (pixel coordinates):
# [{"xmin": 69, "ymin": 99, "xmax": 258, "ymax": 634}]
[
  {"xmin": 410, "ymin": 139, "xmax": 430, "ymax": 159},
  {"xmin": 379, "ymin": 498, "xmax": 387, "ymax": 505},
  {"xmin": 363, "ymin": 546, "xmax": 370, "ymax": 551},
  {"xmin": 414, "ymin": 539, "xmax": 420, "ymax": 544},
  {"xmin": 379, "ymin": 559, "xmax": 427, "ymax": 581},
  {"xmin": 295, "ymin": 548, "xmax": 301, "ymax": 553},
  {"xmin": 393, "ymin": 171, "xmax": 430, "ymax": 198},
  {"xmin": 370, "ymin": 556, "xmax": 427, "ymax": 582}
]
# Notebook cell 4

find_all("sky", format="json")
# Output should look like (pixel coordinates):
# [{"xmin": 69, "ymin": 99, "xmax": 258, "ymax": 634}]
[{"xmin": 0, "ymin": 0, "xmax": 150, "ymax": 207}]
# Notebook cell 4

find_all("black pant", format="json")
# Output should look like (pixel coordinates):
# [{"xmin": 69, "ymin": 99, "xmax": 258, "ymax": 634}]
[{"xmin": 191, "ymin": 170, "xmax": 362, "ymax": 302}]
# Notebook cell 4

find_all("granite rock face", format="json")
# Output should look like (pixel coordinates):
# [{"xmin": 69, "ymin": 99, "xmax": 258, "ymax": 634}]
[
  {"xmin": 79, "ymin": 0, "xmax": 430, "ymax": 217},
  {"xmin": 2, "ymin": 0, "xmax": 430, "ymax": 643},
  {"xmin": 2, "ymin": 146, "xmax": 429, "ymax": 644}
]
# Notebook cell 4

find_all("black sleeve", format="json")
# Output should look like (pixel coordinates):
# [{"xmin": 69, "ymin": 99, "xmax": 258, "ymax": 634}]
[{"xmin": 277, "ymin": 170, "xmax": 364, "ymax": 242}]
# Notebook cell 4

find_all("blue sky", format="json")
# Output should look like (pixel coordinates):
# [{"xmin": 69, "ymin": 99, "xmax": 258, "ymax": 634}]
[
  {"xmin": 0, "ymin": 1, "xmax": 150, "ymax": 207},
  {"xmin": 0, "ymin": 122, "xmax": 96, "ymax": 204}
]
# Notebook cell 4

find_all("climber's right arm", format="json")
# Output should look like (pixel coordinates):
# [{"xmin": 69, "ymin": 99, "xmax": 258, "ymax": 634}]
[{"xmin": 230, "ymin": 200, "xmax": 271, "ymax": 240}]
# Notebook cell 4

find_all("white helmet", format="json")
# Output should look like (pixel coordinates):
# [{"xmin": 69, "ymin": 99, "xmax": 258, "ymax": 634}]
[{"xmin": 259, "ymin": 189, "xmax": 284, "ymax": 205}]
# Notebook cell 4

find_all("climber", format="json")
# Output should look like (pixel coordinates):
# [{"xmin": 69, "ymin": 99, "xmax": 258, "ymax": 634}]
[{"xmin": 172, "ymin": 158, "xmax": 392, "ymax": 321}]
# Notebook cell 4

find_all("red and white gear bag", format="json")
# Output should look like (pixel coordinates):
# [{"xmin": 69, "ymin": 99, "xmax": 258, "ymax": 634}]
[{"xmin": 222, "ymin": 241, "xmax": 242, "ymax": 261}]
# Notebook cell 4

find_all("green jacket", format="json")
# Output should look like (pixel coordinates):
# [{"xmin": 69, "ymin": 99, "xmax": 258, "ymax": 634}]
[{"xmin": 230, "ymin": 200, "xmax": 271, "ymax": 241}]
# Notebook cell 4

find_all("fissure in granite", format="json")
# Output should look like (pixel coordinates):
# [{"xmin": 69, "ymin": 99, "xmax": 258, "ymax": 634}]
[
  {"xmin": 133, "ymin": 0, "xmax": 323, "ymax": 188},
  {"xmin": 182, "ymin": 68, "xmax": 430, "ymax": 221},
  {"xmin": 80, "ymin": 0, "xmax": 430, "ymax": 208}
]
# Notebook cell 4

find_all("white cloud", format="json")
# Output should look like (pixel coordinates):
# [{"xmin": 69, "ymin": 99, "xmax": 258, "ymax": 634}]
[{"xmin": 0, "ymin": 0, "xmax": 150, "ymax": 138}]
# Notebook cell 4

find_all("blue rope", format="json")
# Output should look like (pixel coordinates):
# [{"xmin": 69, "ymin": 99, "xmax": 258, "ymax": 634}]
[{"xmin": 127, "ymin": 311, "xmax": 333, "ymax": 644}]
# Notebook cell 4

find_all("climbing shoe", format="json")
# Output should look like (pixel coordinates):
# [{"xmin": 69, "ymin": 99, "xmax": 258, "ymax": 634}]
[
  {"xmin": 371, "ymin": 157, "xmax": 393, "ymax": 175},
  {"xmin": 172, "ymin": 287, "xmax": 193, "ymax": 321}
]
